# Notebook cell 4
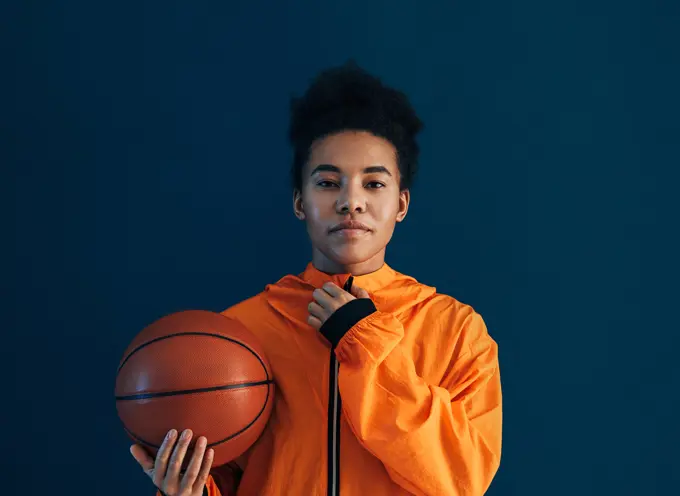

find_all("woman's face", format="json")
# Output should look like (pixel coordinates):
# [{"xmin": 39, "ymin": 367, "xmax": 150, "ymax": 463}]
[{"xmin": 293, "ymin": 130, "xmax": 410, "ymax": 274}]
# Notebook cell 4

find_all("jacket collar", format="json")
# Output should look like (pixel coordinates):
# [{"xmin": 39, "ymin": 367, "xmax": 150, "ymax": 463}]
[{"xmin": 301, "ymin": 262, "xmax": 398, "ymax": 293}]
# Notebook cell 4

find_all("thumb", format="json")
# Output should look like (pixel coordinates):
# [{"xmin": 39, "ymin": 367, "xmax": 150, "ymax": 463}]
[
  {"xmin": 130, "ymin": 444, "xmax": 155, "ymax": 473},
  {"xmin": 350, "ymin": 285, "xmax": 370, "ymax": 299}
]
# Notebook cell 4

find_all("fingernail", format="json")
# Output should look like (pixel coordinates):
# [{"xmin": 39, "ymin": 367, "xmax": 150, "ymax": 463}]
[
  {"xmin": 167, "ymin": 429, "xmax": 176, "ymax": 440},
  {"xmin": 181, "ymin": 429, "xmax": 191, "ymax": 440}
]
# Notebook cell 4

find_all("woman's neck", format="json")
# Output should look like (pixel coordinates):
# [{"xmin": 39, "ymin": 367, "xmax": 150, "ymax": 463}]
[{"xmin": 311, "ymin": 248, "xmax": 385, "ymax": 276}]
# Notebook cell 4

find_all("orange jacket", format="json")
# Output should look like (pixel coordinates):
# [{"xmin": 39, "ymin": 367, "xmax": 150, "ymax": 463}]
[{"xmin": 159, "ymin": 262, "xmax": 502, "ymax": 496}]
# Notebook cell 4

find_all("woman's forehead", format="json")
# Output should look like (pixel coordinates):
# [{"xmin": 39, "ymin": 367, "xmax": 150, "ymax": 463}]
[{"xmin": 307, "ymin": 131, "xmax": 398, "ymax": 173}]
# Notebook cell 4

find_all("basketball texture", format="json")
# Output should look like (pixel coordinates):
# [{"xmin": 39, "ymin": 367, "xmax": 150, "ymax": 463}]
[{"xmin": 115, "ymin": 310, "xmax": 275, "ymax": 468}]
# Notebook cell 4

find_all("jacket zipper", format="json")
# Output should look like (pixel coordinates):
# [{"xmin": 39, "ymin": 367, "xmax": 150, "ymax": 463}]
[
  {"xmin": 327, "ymin": 276, "xmax": 353, "ymax": 496},
  {"xmin": 327, "ymin": 350, "xmax": 341, "ymax": 496}
]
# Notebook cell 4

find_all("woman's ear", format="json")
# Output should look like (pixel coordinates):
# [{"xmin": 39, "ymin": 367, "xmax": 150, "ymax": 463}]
[
  {"xmin": 396, "ymin": 189, "xmax": 410, "ymax": 222},
  {"xmin": 293, "ymin": 188, "xmax": 306, "ymax": 220}
]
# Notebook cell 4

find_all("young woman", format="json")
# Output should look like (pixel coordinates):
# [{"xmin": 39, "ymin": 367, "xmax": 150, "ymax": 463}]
[{"xmin": 131, "ymin": 61, "xmax": 502, "ymax": 496}]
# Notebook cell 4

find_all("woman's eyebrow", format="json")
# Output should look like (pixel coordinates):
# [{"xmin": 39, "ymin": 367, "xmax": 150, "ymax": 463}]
[{"xmin": 310, "ymin": 164, "xmax": 392, "ymax": 176}]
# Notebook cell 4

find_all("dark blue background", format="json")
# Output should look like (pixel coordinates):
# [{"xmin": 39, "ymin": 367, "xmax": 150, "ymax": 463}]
[{"xmin": 5, "ymin": 1, "xmax": 679, "ymax": 495}]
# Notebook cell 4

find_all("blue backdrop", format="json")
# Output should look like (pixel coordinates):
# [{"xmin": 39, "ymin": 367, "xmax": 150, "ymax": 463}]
[{"xmin": 6, "ymin": 1, "xmax": 679, "ymax": 495}]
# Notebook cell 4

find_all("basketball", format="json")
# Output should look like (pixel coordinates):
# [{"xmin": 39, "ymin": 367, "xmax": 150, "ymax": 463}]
[{"xmin": 115, "ymin": 310, "xmax": 275, "ymax": 468}]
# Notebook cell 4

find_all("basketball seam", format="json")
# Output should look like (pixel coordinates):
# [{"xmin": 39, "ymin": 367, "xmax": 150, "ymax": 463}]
[
  {"xmin": 116, "ymin": 331, "xmax": 271, "ymax": 382},
  {"xmin": 120, "ymin": 381, "xmax": 274, "ymax": 450},
  {"xmin": 115, "ymin": 379, "xmax": 274, "ymax": 400}
]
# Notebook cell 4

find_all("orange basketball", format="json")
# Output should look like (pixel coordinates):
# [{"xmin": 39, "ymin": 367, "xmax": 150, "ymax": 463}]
[{"xmin": 115, "ymin": 310, "xmax": 275, "ymax": 468}]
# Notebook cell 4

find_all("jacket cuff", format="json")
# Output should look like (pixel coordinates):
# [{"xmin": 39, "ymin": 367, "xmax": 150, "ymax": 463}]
[{"xmin": 320, "ymin": 298, "xmax": 377, "ymax": 348}]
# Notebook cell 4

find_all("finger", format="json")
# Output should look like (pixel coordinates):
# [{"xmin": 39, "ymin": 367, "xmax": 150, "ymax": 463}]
[
  {"xmin": 130, "ymin": 444, "xmax": 155, "ymax": 474},
  {"xmin": 312, "ymin": 288, "xmax": 334, "ymax": 308},
  {"xmin": 308, "ymin": 301, "xmax": 325, "ymax": 319},
  {"xmin": 350, "ymin": 285, "xmax": 370, "ymax": 299},
  {"xmin": 193, "ymin": 447, "xmax": 215, "ymax": 493},
  {"xmin": 166, "ymin": 429, "xmax": 192, "ymax": 482},
  {"xmin": 323, "ymin": 283, "xmax": 356, "ymax": 305},
  {"xmin": 153, "ymin": 429, "xmax": 178, "ymax": 485},
  {"xmin": 307, "ymin": 314, "xmax": 322, "ymax": 330},
  {"xmin": 181, "ymin": 436, "xmax": 207, "ymax": 490},
  {"xmin": 322, "ymin": 282, "xmax": 345, "ymax": 297}
]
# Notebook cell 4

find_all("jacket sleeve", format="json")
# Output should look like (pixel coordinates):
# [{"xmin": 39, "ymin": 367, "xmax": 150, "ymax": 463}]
[
  {"xmin": 154, "ymin": 461, "xmax": 242, "ymax": 496},
  {"xmin": 207, "ymin": 462, "xmax": 243, "ymax": 496},
  {"xmin": 323, "ymin": 301, "xmax": 502, "ymax": 496}
]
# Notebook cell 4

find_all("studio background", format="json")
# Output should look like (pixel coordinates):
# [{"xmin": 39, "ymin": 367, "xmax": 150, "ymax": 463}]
[{"xmin": 5, "ymin": 1, "xmax": 679, "ymax": 495}]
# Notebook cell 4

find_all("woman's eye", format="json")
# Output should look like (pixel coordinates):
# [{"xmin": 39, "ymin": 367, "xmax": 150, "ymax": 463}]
[
  {"xmin": 317, "ymin": 180, "xmax": 338, "ymax": 188},
  {"xmin": 366, "ymin": 181, "xmax": 385, "ymax": 189}
]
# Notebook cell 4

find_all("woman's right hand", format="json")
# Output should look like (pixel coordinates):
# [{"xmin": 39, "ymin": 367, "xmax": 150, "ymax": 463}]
[{"xmin": 130, "ymin": 429, "xmax": 215, "ymax": 496}]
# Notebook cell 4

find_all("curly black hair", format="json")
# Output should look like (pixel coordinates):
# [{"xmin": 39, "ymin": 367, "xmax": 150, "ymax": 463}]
[{"xmin": 288, "ymin": 60, "xmax": 424, "ymax": 192}]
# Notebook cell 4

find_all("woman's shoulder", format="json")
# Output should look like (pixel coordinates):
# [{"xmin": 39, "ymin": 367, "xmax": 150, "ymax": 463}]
[{"xmin": 217, "ymin": 271, "xmax": 309, "ymax": 334}]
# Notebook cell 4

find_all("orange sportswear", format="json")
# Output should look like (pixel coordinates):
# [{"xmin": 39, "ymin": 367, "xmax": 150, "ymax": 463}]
[{"xmin": 158, "ymin": 262, "xmax": 502, "ymax": 496}]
